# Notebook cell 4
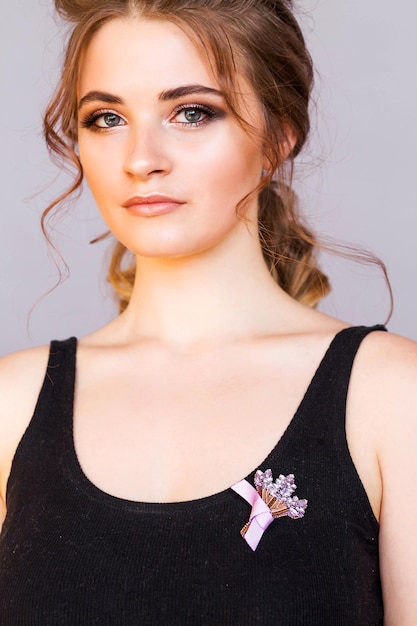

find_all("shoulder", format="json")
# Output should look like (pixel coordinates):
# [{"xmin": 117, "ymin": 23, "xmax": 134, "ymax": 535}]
[
  {"xmin": 356, "ymin": 326, "xmax": 417, "ymax": 366},
  {"xmin": 0, "ymin": 345, "xmax": 51, "ymax": 405},
  {"xmin": 350, "ymin": 328, "xmax": 417, "ymax": 414},
  {"xmin": 0, "ymin": 344, "xmax": 51, "ymax": 425},
  {"xmin": 0, "ymin": 345, "xmax": 51, "ymax": 505}
]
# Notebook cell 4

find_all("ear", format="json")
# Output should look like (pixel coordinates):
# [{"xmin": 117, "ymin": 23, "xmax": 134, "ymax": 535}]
[
  {"xmin": 280, "ymin": 125, "xmax": 297, "ymax": 160},
  {"xmin": 262, "ymin": 124, "xmax": 297, "ymax": 172}
]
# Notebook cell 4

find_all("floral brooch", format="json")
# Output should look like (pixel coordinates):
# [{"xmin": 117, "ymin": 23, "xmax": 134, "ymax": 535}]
[{"xmin": 231, "ymin": 469, "xmax": 307, "ymax": 551}]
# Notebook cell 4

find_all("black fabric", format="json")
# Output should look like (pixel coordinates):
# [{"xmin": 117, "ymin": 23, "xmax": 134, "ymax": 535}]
[{"xmin": 0, "ymin": 325, "xmax": 385, "ymax": 625}]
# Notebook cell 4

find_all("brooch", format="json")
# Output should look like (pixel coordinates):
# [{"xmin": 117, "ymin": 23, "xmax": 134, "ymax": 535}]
[{"xmin": 231, "ymin": 469, "xmax": 307, "ymax": 551}]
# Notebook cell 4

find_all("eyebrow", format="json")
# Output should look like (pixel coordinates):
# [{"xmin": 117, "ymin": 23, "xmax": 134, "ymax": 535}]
[
  {"xmin": 159, "ymin": 84, "xmax": 224, "ymax": 100},
  {"xmin": 78, "ymin": 91, "xmax": 124, "ymax": 110},
  {"xmin": 78, "ymin": 84, "xmax": 223, "ymax": 110}
]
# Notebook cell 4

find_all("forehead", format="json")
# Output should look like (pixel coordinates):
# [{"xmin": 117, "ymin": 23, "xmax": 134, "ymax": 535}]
[{"xmin": 78, "ymin": 17, "xmax": 218, "ymax": 95}]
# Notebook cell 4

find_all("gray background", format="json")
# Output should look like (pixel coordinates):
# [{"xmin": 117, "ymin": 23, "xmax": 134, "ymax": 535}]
[{"xmin": 1, "ymin": 1, "xmax": 416, "ymax": 355}]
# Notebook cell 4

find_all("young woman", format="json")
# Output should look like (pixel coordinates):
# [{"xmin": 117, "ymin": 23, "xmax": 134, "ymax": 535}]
[{"xmin": 1, "ymin": 1, "xmax": 416, "ymax": 623}]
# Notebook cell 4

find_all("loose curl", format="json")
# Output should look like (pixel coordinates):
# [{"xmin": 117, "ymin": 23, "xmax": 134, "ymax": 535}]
[{"xmin": 44, "ymin": 0, "xmax": 342, "ymax": 312}]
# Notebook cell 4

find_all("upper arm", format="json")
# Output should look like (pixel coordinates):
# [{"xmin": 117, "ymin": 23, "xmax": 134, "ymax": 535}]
[
  {"xmin": 0, "ymin": 346, "xmax": 50, "ymax": 527},
  {"xmin": 350, "ymin": 331, "xmax": 417, "ymax": 624},
  {"xmin": 378, "ymin": 338, "xmax": 417, "ymax": 625}
]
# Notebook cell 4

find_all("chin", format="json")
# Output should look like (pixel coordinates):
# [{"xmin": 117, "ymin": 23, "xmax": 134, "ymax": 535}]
[{"xmin": 117, "ymin": 230, "xmax": 219, "ymax": 260}]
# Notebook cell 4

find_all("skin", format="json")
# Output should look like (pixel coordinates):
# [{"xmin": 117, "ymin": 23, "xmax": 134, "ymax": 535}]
[{"xmin": 0, "ymin": 17, "xmax": 417, "ymax": 624}]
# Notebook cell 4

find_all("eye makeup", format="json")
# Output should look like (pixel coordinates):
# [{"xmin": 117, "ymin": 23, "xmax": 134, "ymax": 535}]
[
  {"xmin": 170, "ymin": 103, "xmax": 225, "ymax": 128},
  {"xmin": 79, "ymin": 109, "xmax": 125, "ymax": 131},
  {"xmin": 78, "ymin": 100, "xmax": 225, "ymax": 132}
]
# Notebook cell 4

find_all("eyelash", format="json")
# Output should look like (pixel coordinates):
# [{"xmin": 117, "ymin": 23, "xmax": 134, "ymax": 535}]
[
  {"xmin": 79, "ymin": 109, "xmax": 124, "ymax": 131},
  {"xmin": 171, "ymin": 103, "xmax": 222, "ymax": 127},
  {"xmin": 79, "ymin": 103, "xmax": 223, "ymax": 132}
]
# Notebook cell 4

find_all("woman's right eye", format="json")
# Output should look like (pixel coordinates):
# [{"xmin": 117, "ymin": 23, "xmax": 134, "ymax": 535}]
[
  {"xmin": 80, "ymin": 111, "xmax": 125, "ymax": 130},
  {"xmin": 96, "ymin": 113, "xmax": 123, "ymax": 128}
]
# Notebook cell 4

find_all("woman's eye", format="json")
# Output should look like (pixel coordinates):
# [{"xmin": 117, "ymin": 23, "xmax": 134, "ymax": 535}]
[
  {"xmin": 80, "ymin": 111, "xmax": 125, "ymax": 131},
  {"xmin": 173, "ymin": 104, "xmax": 219, "ymax": 127},
  {"xmin": 177, "ymin": 108, "xmax": 205, "ymax": 124},
  {"xmin": 96, "ymin": 113, "xmax": 123, "ymax": 128}
]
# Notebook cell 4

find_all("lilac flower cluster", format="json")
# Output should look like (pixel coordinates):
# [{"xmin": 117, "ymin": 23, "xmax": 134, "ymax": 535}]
[{"xmin": 254, "ymin": 469, "xmax": 308, "ymax": 519}]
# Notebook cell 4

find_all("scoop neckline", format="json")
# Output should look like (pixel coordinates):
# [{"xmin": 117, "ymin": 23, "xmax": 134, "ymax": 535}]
[{"xmin": 64, "ymin": 326, "xmax": 354, "ymax": 513}]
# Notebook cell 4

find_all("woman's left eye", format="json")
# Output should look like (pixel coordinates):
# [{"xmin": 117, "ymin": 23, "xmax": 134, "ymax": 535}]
[{"xmin": 173, "ymin": 104, "xmax": 219, "ymax": 127}]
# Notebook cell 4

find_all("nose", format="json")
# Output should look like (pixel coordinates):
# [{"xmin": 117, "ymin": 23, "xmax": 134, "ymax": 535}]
[{"xmin": 123, "ymin": 123, "xmax": 172, "ymax": 179}]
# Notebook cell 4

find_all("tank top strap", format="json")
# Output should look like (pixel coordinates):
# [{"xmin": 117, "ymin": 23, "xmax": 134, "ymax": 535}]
[
  {"xmin": 5, "ymin": 338, "xmax": 77, "ymax": 514},
  {"xmin": 265, "ymin": 324, "xmax": 387, "ymax": 535},
  {"xmin": 33, "ymin": 337, "xmax": 78, "ymax": 428},
  {"xmin": 17, "ymin": 338, "xmax": 76, "ymax": 455},
  {"xmin": 297, "ymin": 324, "xmax": 387, "ymax": 422}
]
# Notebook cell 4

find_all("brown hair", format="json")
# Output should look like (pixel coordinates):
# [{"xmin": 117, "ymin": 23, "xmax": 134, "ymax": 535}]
[{"xmin": 44, "ymin": 0, "xmax": 330, "ymax": 312}]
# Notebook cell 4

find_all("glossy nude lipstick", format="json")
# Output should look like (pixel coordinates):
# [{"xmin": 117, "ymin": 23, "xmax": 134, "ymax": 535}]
[{"xmin": 122, "ymin": 194, "xmax": 185, "ymax": 217}]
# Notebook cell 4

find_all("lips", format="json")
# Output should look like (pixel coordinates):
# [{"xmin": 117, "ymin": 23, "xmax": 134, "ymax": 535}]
[{"xmin": 122, "ymin": 194, "xmax": 185, "ymax": 217}]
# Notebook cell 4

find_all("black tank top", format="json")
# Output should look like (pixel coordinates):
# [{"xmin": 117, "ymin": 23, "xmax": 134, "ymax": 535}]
[{"xmin": 0, "ymin": 326, "xmax": 384, "ymax": 625}]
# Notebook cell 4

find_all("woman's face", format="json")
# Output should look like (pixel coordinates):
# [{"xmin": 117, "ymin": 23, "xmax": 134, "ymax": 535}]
[{"xmin": 77, "ymin": 17, "xmax": 266, "ymax": 259}]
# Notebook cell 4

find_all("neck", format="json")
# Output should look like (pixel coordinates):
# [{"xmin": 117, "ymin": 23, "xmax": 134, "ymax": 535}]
[{"xmin": 116, "ymin": 234, "xmax": 298, "ymax": 351}]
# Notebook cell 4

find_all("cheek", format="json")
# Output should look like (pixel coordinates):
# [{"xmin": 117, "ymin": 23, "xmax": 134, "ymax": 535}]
[
  {"xmin": 79, "ymin": 143, "xmax": 119, "ymax": 209},
  {"xmin": 205, "ymin": 139, "xmax": 263, "ymax": 212},
  {"xmin": 220, "ymin": 128, "xmax": 262, "ymax": 179}
]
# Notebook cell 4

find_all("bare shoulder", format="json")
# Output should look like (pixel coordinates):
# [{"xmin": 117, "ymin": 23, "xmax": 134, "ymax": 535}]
[
  {"xmin": 355, "ymin": 327, "xmax": 417, "ymax": 366},
  {"xmin": 0, "ymin": 345, "xmax": 50, "ymax": 504},
  {"xmin": 351, "ymin": 328, "xmax": 417, "ymax": 411},
  {"xmin": 0, "ymin": 345, "xmax": 50, "ymax": 411}
]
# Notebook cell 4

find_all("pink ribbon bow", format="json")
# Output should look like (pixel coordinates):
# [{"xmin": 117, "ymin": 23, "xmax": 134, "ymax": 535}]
[{"xmin": 231, "ymin": 479, "xmax": 274, "ymax": 551}]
